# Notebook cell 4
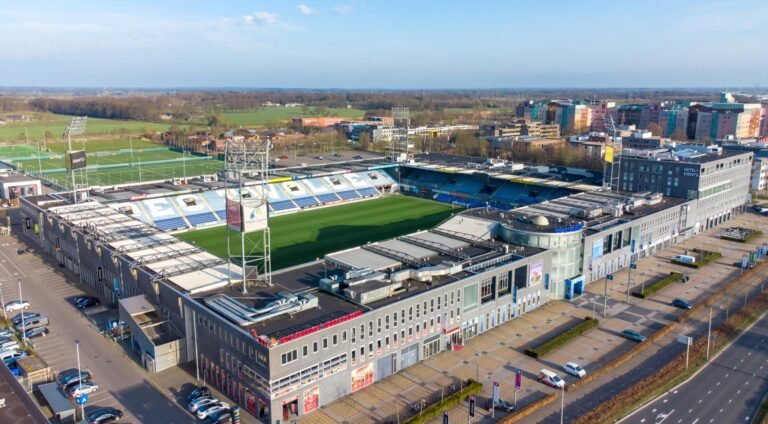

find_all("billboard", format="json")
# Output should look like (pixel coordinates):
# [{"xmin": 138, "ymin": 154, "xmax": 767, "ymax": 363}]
[
  {"xmin": 242, "ymin": 203, "xmax": 269, "ymax": 232},
  {"xmin": 303, "ymin": 386, "xmax": 319, "ymax": 413},
  {"xmin": 528, "ymin": 260, "xmax": 543, "ymax": 286},
  {"xmin": 226, "ymin": 198, "xmax": 241, "ymax": 232},
  {"xmin": 592, "ymin": 238, "xmax": 604, "ymax": 259},
  {"xmin": 351, "ymin": 362, "xmax": 374, "ymax": 392},
  {"xmin": 605, "ymin": 146, "xmax": 614, "ymax": 163},
  {"xmin": 66, "ymin": 150, "xmax": 87, "ymax": 170}
]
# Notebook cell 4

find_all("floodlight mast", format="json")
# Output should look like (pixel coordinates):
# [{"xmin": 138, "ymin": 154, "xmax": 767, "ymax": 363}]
[
  {"xmin": 65, "ymin": 117, "xmax": 88, "ymax": 203},
  {"xmin": 603, "ymin": 115, "xmax": 621, "ymax": 193}
]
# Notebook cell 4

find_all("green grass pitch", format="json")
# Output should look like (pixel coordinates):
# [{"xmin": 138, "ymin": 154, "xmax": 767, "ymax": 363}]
[{"xmin": 177, "ymin": 196, "xmax": 458, "ymax": 270}]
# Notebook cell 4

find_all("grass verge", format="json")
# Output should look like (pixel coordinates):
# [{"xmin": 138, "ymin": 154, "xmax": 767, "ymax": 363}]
[
  {"xmin": 403, "ymin": 380, "xmax": 482, "ymax": 424},
  {"xmin": 631, "ymin": 272, "xmax": 682, "ymax": 299},
  {"xmin": 672, "ymin": 249, "xmax": 721, "ymax": 268},
  {"xmin": 524, "ymin": 317, "xmax": 598, "ymax": 359}
]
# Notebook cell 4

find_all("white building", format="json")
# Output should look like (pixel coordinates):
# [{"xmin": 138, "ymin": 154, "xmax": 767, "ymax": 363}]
[{"xmin": 752, "ymin": 157, "xmax": 768, "ymax": 191}]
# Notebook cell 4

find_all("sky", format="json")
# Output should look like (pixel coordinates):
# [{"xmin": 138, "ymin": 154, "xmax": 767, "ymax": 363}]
[{"xmin": 1, "ymin": 0, "xmax": 767, "ymax": 89}]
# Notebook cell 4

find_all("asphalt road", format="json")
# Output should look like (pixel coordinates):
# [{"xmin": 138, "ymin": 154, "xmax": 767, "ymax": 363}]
[
  {"xmin": 624, "ymin": 312, "xmax": 768, "ymax": 424},
  {"xmin": 0, "ymin": 229, "xmax": 193, "ymax": 423}
]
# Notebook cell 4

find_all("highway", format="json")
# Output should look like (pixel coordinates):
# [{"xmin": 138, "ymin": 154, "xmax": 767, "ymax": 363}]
[{"xmin": 624, "ymin": 312, "xmax": 768, "ymax": 424}]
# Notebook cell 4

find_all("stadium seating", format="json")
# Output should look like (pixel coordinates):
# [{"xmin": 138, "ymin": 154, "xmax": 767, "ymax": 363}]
[
  {"xmin": 185, "ymin": 212, "xmax": 218, "ymax": 227},
  {"xmin": 293, "ymin": 196, "xmax": 320, "ymax": 208},
  {"xmin": 269, "ymin": 200, "xmax": 298, "ymax": 212},
  {"xmin": 202, "ymin": 190, "xmax": 227, "ymax": 220},
  {"xmin": 337, "ymin": 190, "xmax": 362, "ymax": 201},
  {"xmin": 153, "ymin": 216, "xmax": 188, "ymax": 231},
  {"xmin": 434, "ymin": 193, "xmax": 486, "ymax": 209},
  {"xmin": 357, "ymin": 187, "xmax": 379, "ymax": 198},
  {"xmin": 316, "ymin": 193, "xmax": 341, "ymax": 204}
]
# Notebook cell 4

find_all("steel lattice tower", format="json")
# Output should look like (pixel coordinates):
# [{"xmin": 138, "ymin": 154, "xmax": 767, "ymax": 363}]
[{"xmin": 224, "ymin": 138, "xmax": 272, "ymax": 292}]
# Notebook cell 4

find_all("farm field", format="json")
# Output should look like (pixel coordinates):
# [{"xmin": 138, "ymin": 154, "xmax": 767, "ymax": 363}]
[
  {"xmin": 0, "ymin": 113, "xmax": 178, "ymax": 142},
  {"xmin": 223, "ymin": 107, "xmax": 365, "ymax": 126},
  {"xmin": 177, "ymin": 195, "xmax": 457, "ymax": 270}
]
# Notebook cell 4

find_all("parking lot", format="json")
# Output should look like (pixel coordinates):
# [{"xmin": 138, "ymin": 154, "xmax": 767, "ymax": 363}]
[{"xmin": 0, "ymin": 233, "xmax": 192, "ymax": 423}]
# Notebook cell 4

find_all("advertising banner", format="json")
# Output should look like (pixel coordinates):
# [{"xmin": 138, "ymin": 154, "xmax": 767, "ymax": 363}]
[
  {"xmin": 226, "ymin": 198, "xmax": 242, "ymax": 232},
  {"xmin": 66, "ymin": 150, "xmax": 87, "ymax": 170},
  {"xmin": 605, "ymin": 146, "xmax": 614, "ymax": 163},
  {"xmin": 492, "ymin": 381, "xmax": 500, "ymax": 403},
  {"xmin": 242, "ymin": 203, "xmax": 269, "ymax": 233},
  {"xmin": 528, "ymin": 260, "xmax": 543, "ymax": 286},
  {"xmin": 303, "ymin": 386, "xmax": 319, "ymax": 413},
  {"xmin": 351, "ymin": 362, "xmax": 374, "ymax": 392},
  {"xmin": 515, "ymin": 369, "xmax": 523, "ymax": 389}
]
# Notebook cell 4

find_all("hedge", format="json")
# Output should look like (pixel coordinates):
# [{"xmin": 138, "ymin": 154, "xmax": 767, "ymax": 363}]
[
  {"xmin": 672, "ymin": 250, "xmax": 721, "ymax": 269},
  {"xmin": 631, "ymin": 272, "xmax": 682, "ymax": 299},
  {"xmin": 524, "ymin": 317, "xmax": 599, "ymax": 359},
  {"xmin": 402, "ymin": 379, "xmax": 483, "ymax": 424}
]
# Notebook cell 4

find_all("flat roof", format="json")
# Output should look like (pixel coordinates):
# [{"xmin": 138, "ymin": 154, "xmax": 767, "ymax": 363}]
[
  {"xmin": 120, "ymin": 294, "xmax": 156, "ymax": 316},
  {"xmin": 0, "ymin": 365, "xmax": 47, "ymax": 424}
]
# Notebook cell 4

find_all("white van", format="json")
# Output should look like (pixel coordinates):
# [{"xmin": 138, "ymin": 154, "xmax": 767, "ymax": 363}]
[
  {"xmin": 0, "ymin": 340, "xmax": 19, "ymax": 352},
  {"xmin": 538, "ymin": 369, "xmax": 565, "ymax": 388},
  {"xmin": 0, "ymin": 348, "xmax": 22, "ymax": 361}
]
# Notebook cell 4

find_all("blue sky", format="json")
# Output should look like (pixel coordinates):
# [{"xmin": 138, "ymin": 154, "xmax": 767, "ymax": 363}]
[{"xmin": 1, "ymin": 0, "xmax": 767, "ymax": 88}]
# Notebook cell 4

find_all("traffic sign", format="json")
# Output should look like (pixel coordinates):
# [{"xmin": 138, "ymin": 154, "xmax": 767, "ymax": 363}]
[
  {"xmin": 630, "ymin": 263, "xmax": 637, "ymax": 270},
  {"xmin": 607, "ymin": 274, "xmax": 614, "ymax": 281},
  {"xmin": 75, "ymin": 393, "xmax": 88, "ymax": 405},
  {"xmin": 469, "ymin": 396, "xmax": 475, "ymax": 417},
  {"xmin": 492, "ymin": 381, "xmax": 500, "ymax": 404},
  {"xmin": 676, "ymin": 335, "xmax": 693, "ymax": 346}
]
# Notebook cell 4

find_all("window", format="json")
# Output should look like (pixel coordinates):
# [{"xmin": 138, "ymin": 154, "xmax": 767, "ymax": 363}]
[
  {"xmin": 368, "ymin": 321, "xmax": 374, "ymax": 337},
  {"xmin": 332, "ymin": 334, "xmax": 338, "ymax": 346},
  {"xmin": 342, "ymin": 331, "xmax": 347, "ymax": 342},
  {"xmin": 281, "ymin": 349, "xmax": 298, "ymax": 365},
  {"xmin": 351, "ymin": 328, "xmax": 356, "ymax": 343},
  {"xmin": 360, "ymin": 324, "xmax": 365, "ymax": 340},
  {"xmin": 302, "ymin": 345, "xmax": 308, "ymax": 357},
  {"xmin": 313, "ymin": 342, "xmax": 318, "ymax": 353},
  {"xmin": 323, "ymin": 338, "xmax": 328, "ymax": 349},
  {"xmin": 463, "ymin": 285, "xmax": 479, "ymax": 312},
  {"xmin": 480, "ymin": 277, "xmax": 494, "ymax": 303}
]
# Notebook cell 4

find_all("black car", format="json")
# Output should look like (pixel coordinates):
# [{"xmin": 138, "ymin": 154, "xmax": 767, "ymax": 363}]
[
  {"xmin": 76, "ymin": 297, "xmax": 100, "ymax": 309},
  {"xmin": 86, "ymin": 407, "xmax": 123, "ymax": 424},
  {"xmin": 672, "ymin": 298, "xmax": 693, "ymax": 310},
  {"xmin": 204, "ymin": 410, "xmax": 232, "ymax": 424},
  {"xmin": 186, "ymin": 386, "xmax": 211, "ymax": 404},
  {"xmin": 57, "ymin": 369, "xmax": 92, "ymax": 387},
  {"xmin": 485, "ymin": 398, "xmax": 515, "ymax": 412},
  {"xmin": 22, "ymin": 326, "xmax": 48, "ymax": 339}
]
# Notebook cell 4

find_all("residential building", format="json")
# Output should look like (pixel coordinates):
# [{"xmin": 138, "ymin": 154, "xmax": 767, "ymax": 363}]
[
  {"xmin": 516, "ymin": 100, "xmax": 549, "ymax": 123},
  {"xmin": 687, "ymin": 102, "xmax": 763, "ymax": 141},
  {"xmin": 482, "ymin": 120, "xmax": 560, "ymax": 139},
  {"xmin": 616, "ymin": 104, "xmax": 652, "ymax": 129},
  {"xmin": 658, "ymin": 107, "xmax": 689, "ymax": 138},
  {"xmin": 546, "ymin": 101, "xmax": 592, "ymax": 135},
  {"xmin": 622, "ymin": 131, "xmax": 672, "ymax": 150}
]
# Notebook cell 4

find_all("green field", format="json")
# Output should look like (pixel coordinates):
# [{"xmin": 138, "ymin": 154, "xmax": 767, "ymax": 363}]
[
  {"xmin": 177, "ymin": 196, "xmax": 457, "ymax": 270},
  {"xmin": 14, "ymin": 148, "xmax": 192, "ymax": 171},
  {"xmin": 223, "ymin": 107, "xmax": 365, "ymax": 126},
  {"xmin": 42, "ymin": 159, "xmax": 223, "ymax": 187},
  {"xmin": 0, "ymin": 113, "xmax": 174, "ymax": 142}
]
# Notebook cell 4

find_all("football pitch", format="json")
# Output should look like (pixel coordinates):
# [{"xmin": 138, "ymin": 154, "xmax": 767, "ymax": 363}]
[{"xmin": 177, "ymin": 196, "xmax": 458, "ymax": 270}]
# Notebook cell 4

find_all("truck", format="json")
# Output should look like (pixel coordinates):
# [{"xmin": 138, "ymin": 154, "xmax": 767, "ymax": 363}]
[{"xmin": 673, "ymin": 254, "xmax": 696, "ymax": 264}]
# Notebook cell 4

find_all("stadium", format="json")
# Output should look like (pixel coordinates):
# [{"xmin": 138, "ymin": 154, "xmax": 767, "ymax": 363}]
[{"xmin": 13, "ymin": 144, "xmax": 753, "ymax": 423}]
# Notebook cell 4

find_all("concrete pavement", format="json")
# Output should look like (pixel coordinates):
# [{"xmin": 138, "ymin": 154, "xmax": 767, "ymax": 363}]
[{"xmin": 623, "ymin": 311, "xmax": 768, "ymax": 424}]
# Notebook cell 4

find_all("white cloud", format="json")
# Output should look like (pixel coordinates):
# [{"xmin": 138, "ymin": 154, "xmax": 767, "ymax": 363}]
[
  {"xmin": 297, "ymin": 4, "xmax": 316, "ymax": 15},
  {"xmin": 242, "ymin": 11, "xmax": 279, "ymax": 26},
  {"xmin": 333, "ymin": 4, "xmax": 352, "ymax": 15}
]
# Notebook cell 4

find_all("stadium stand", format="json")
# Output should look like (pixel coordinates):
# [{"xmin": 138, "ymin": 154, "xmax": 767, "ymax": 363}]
[
  {"xmin": 280, "ymin": 181, "xmax": 320, "ymax": 209},
  {"xmin": 140, "ymin": 197, "xmax": 188, "ymax": 231},
  {"xmin": 173, "ymin": 194, "xmax": 218, "ymax": 228},
  {"xmin": 202, "ymin": 190, "xmax": 226, "ymax": 220},
  {"xmin": 266, "ymin": 184, "xmax": 299, "ymax": 214},
  {"xmin": 323, "ymin": 175, "xmax": 362, "ymax": 201},
  {"xmin": 302, "ymin": 178, "xmax": 341, "ymax": 205}
]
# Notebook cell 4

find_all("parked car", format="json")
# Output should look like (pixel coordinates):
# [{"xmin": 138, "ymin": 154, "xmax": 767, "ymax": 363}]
[
  {"xmin": 186, "ymin": 386, "xmax": 211, "ymax": 404},
  {"xmin": 4, "ymin": 300, "xmax": 30, "ymax": 312},
  {"xmin": 622, "ymin": 329, "xmax": 647, "ymax": 342},
  {"xmin": 672, "ymin": 298, "xmax": 693, "ymax": 310},
  {"xmin": 68, "ymin": 382, "xmax": 99, "ymax": 398},
  {"xmin": 14, "ymin": 315, "xmax": 48, "ymax": 332},
  {"xmin": 279, "ymin": 155, "xmax": 289, "ymax": 159},
  {"xmin": 0, "ymin": 328, "xmax": 14, "ymax": 338},
  {"xmin": 15, "ymin": 248, "xmax": 25, "ymax": 255},
  {"xmin": 563, "ymin": 362, "xmax": 587, "ymax": 378},
  {"xmin": 0, "ymin": 340, "xmax": 19, "ymax": 352},
  {"xmin": 197, "ymin": 403, "xmax": 230, "ymax": 420},
  {"xmin": 353, "ymin": 155, "xmax": 363, "ymax": 159},
  {"xmin": 22, "ymin": 326, "xmax": 49, "ymax": 340},
  {"xmin": 204, "ymin": 410, "xmax": 232, "ymax": 424},
  {"xmin": 188, "ymin": 396, "xmax": 217, "ymax": 413},
  {"xmin": 0, "ymin": 348, "xmax": 24, "ymax": 361},
  {"xmin": 57, "ymin": 369, "xmax": 92, "ymax": 387},
  {"xmin": 485, "ymin": 398, "xmax": 515, "ymax": 412},
  {"xmin": 537, "ymin": 369, "xmax": 565, "ymax": 388},
  {"xmin": 2, "ymin": 350, "xmax": 27, "ymax": 366},
  {"xmin": 76, "ymin": 297, "xmax": 100, "ymax": 309},
  {"xmin": 86, "ymin": 407, "xmax": 123, "ymax": 424},
  {"xmin": 11, "ymin": 311, "xmax": 40, "ymax": 326}
]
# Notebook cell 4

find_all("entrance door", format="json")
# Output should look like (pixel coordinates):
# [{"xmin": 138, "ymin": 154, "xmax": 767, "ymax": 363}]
[
  {"xmin": 377, "ymin": 354, "xmax": 394, "ymax": 380},
  {"xmin": 401, "ymin": 344, "xmax": 419, "ymax": 369}
]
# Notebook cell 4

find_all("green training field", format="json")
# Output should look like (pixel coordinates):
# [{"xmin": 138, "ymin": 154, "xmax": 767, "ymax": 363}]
[
  {"xmin": 14, "ymin": 148, "xmax": 192, "ymax": 172},
  {"xmin": 177, "ymin": 196, "xmax": 457, "ymax": 270},
  {"xmin": 223, "ymin": 107, "xmax": 365, "ymax": 126},
  {"xmin": 0, "ymin": 113, "xmax": 174, "ymax": 142},
  {"xmin": 42, "ymin": 159, "xmax": 224, "ymax": 187}
]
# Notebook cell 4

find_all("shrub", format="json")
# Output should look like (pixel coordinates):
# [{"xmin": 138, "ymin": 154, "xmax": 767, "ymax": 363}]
[
  {"xmin": 403, "ymin": 379, "xmax": 483, "ymax": 424},
  {"xmin": 524, "ymin": 317, "xmax": 599, "ymax": 359},
  {"xmin": 631, "ymin": 272, "xmax": 682, "ymax": 299}
]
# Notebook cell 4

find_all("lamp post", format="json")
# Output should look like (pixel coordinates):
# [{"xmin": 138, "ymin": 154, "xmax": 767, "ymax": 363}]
[
  {"xmin": 76, "ymin": 341, "xmax": 85, "ymax": 420},
  {"xmin": 706, "ymin": 306, "xmax": 713, "ymax": 361},
  {"xmin": 560, "ymin": 385, "xmax": 565, "ymax": 424},
  {"xmin": 18, "ymin": 279, "xmax": 25, "ymax": 346},
  {"xmin": 0, "ymin": 283, "xmax": 6, "ymax": 322}
]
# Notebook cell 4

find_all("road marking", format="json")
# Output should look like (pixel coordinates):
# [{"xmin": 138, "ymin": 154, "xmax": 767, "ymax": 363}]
[
  {"xmin": 738, "ymin": 390, "xmax": 742, "ymax": 394},
  {"xmin": 689, "ymin": 409, "xmax": 693, "ymax": 414},
  {"xmin": 640, "ymin": 420, "xmax": 645, "ymax": 423},
  {"xmin": 692, "ymin": 418, "xmax": 699, "ymax": 424},
  {"xmin": 720, "ymin": 409, "xmax": 724, "ymax": 413},
  {"xmin": 716, "ymin": 382, "xmax": 720, "ymax": 386},
  {"xmin": 725, "ymin": 373, "xmax": 729, "ymax": 378},
  {"xmin": 664, "ymin": 399, "xmax": 668, "ymax": 403},
  {"xmin": 699, "ymin": 399, "xmax": 703, "ymax": 404},
  {"xmin": 729, "ymin": 399, "xmax": 732, "ymax": 403},
  {"xmin": 652, "ymin": 408, "xmax": 657, "ymax": 413},
  {"xmin": 748, "ymin": 352, "xmax": 752, "ymax": 356},
  {"xmin": 707, "ymin": 390, "xmax": 712, "ymax": 395}
]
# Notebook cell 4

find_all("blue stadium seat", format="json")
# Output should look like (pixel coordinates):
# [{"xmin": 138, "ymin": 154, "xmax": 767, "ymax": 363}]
[
  {"xmin": 269, "ymin": 200, "xmax": 297, "ymax": 212},
  {"xmin": 316, "ymin": 193, "xmax": 341, "ymax": 204},
  {"xmin": 357, "ymin": 187, "xmax": 379, "ymax": 198},
  {"xmin": 337, "ymin": 190, "xmax": 361, "ymax": 201},
  {"xmin": 293, "ymin": 196, "xmax": 319, "ymax": 208},
  {"xmin": 186, "ymin": 212, "xmax": 218, "ymax": 227},
  {"xmin": 153, "ymin": 217, "xmax": 188, "ymax": 231}
]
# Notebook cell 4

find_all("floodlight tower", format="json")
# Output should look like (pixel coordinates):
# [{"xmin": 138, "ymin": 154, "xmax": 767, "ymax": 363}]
[
  {"xmin": 65, "ymin": 117, "xmax": 88, "ymax": 203},
  {"xmin": 391, "ymin": 107, "xmax": 410, "ymax": 159},
  {"xmin": 224, "ymin": 138, "xmax": 272, "ymax": 293},
  {"xmin": 603, "ymin": 114, "xmax": 622, "ymax": 193}
]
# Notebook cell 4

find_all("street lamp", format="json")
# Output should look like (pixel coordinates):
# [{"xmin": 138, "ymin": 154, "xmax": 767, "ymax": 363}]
[
  {"xmin": 76, "ymin": 341, "xmax": 85, "ymax": 420},
  {"xmin": 18, "ymin": 279, "xmax": 25, "ymax": 346},
  {"xmin": 0, "ymin": 283, "xmax": 6, "ymax": 322},
  {"xmin": 560, "ymin": 385, "xmax": 565, "ymax": 424}
]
